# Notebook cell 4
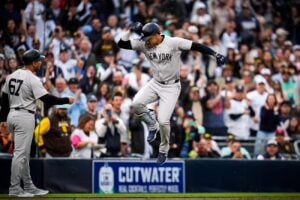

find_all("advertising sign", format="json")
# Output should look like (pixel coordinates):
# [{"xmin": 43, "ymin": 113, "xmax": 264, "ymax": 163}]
[{"xmin": 93, "ymin": 160, "xmax": 185, "ymax": 193}]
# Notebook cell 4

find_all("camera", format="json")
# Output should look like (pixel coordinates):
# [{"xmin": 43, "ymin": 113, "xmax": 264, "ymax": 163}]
[{"xmin": 106, "ymin": 109, "xmax": 112, "ymax": 118}]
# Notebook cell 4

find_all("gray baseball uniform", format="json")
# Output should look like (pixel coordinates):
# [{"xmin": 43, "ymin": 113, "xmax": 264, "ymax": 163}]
[
  {"xmin": 2, "ymin": 69, "xmax": 47, "ymax": 193},
  {"xmin": 130, "ymin": 36, "xmax": 192, "ymax": 154}
]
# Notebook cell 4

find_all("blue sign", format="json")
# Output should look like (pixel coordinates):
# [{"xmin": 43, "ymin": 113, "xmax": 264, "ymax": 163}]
[{"xmin": 93, "ymin": 160, "xmax": 185, "ymax": 193}]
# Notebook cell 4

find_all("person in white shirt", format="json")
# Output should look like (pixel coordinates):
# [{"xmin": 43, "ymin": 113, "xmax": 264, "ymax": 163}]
[
  {"xmin": 71, "ymin": 114, "xmax": 97, "ymax": 158},
  {"xmin": 246, "ymin": 78, "xmax": 268, "ymax": 136},
  {"xmin": 225, "ymin": 85, "xmax": 254, "ymax": 139}
]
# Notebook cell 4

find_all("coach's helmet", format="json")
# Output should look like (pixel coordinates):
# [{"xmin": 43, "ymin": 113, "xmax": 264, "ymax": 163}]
[
  {"xmin": 23, "ymin": 49, "xmax": 45, "ymax": 65},
  {"xmin": 141, "ymin": 23, "xmax": 160, "ymax": 41}
]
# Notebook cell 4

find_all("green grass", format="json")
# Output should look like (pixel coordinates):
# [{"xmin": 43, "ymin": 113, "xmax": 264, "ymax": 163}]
[{"xmin": 1, "ymin": 193, "xmax": 300, "ymax": 198}]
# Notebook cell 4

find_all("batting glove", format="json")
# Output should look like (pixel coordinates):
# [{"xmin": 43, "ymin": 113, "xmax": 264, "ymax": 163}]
[
  {"xmin": 216, "ymin": 53, "xmax": 227, "ymax": 66},
  {"xmin": 130, "ymin": 22, "xmax": 143, "ymax": 33}
]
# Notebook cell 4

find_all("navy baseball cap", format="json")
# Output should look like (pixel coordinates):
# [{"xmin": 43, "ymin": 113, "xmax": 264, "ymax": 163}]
[{"xmin": 23, "ymin": 49, "xmax": 45, "ymax": 65}]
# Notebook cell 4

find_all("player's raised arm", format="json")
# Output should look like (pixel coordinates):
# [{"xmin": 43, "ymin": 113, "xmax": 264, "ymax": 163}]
[
  {"xmin": 190, "ymin": 42, "xmax": 227, "ymax": 66},
  {"xmin": 39, "ymin": 94, "xmax": 75, "ymax": 106},
  {"xmin": 117, "ymin": 22, "xmax": 143, "ymax": 50}
]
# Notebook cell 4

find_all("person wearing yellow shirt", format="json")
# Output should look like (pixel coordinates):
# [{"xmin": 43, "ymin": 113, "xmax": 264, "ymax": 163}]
[{"xmin": 35, "ymin": 104, "xmax": 72, "ymax": 157}]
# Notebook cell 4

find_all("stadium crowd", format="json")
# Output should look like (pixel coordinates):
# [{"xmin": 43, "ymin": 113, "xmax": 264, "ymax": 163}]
[{"xmin": 0, "ymin": 0, "xmax": 300, "ymax": 160}]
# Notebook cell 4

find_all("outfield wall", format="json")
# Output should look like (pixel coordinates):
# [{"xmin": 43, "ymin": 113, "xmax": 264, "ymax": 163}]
[{"xmin": 0, "ymin": 158, "xmax": 300, "ymax": 193}]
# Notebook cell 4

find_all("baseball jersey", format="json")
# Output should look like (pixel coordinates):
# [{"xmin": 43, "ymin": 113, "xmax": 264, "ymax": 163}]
[
  {"xmin": 131, "ymin": 36, "xmax": 192, "ymax": 82},
  {"xmin": 2, "ymin": 69, "xmax": 48, "ymax": 112}
]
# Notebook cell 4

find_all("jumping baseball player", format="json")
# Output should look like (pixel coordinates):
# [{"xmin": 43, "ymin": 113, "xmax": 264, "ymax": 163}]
[
  {"xmin": 0, "ymin": 49, "xmax": 75, "ymax": 197},
  {"xmin": 118, "ymin": 22, "xmax": 226, "ymax": 164}
]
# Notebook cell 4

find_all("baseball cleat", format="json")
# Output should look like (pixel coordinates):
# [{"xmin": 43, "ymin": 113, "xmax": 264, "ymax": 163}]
[
  {"xmin": 25, "ymin": 188, "xmax": 49, "ymax": 196},
  {"xmin": 147, "ymin": 128, "xmax": 159, "ymax": 143},
  {"xmin": 157, "ymin": 152, "xmax": 167, "ymax": 165},
  {"xmin": 9, "ymin": 190, "xmax": 35, "ymax": 197}
]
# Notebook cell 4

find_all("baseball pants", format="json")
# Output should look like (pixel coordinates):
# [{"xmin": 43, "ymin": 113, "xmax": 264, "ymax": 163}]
[
  {"xmin": 132, "ymin": 79, "xmax": 181, "ymax": 154},
  {"xmin": 7, "ymin": 110, "xmax": 35, "ymax": 193}
]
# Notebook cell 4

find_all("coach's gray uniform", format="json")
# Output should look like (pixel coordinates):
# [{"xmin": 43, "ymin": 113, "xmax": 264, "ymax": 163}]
[
  {"xmin": 2, "ymin": 69, "xmax": 47, "ymax": 193},
  {"xmin": 131, "ymin": 36, "xmax": 192, "ymax": 154}
]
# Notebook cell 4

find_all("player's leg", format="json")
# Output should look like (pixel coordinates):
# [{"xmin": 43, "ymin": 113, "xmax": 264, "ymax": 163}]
[
  {"xmin": 132, "ymin": 80, "xmax": 159, "ymax": 140},
  {"xmin": 8, "ymin": 112, "xmax": 34, "ymax": 197},
  {"xmin": 156, "ymin": 82, "xmax": 181, "ymax": 164}
]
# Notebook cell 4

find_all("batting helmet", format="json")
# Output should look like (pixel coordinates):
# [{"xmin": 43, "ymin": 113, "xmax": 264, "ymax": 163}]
[
  {"xmin": 23, "ymin": 49, "xmax": 45, "ymax": 65},
  {"xmin": 141, "ymin": 23, "xmax": 160, "ymax": 41}
]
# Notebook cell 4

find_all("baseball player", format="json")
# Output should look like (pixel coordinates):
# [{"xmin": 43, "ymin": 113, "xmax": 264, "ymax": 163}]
[
  {"xmin": 0, "ymin": 49, "xmax": 75, "ymax": 197},
  {"xmin": 118, "ymin": 22, "xmax": 226, "ymax": 164}
]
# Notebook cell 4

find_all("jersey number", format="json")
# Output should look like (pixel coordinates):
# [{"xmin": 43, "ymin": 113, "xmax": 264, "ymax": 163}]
[{"xmin": 8, "ymin": 78, "xmax": 23, "ymax": 96}]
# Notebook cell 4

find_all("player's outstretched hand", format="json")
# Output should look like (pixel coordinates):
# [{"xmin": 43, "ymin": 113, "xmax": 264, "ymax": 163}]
[
  {"xmin": 216, "ymin": 53, "xmax": 227, "ymax": 66},
  {"xmin": 69, "ymin": 97, "xmax": 75, "ymax": 104},
  {"xmin": 130, "ymin": 22, "xmax": 143, "ymax": 33}
]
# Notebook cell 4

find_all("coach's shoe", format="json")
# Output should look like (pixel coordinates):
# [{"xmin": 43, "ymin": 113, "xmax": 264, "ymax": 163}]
[
  {"xmin": 157, "ymin": 152, "xmax": 167, "ymax": 165},
  {"xmin": 9, "ymin": 190, "xmax": 35, "ymax": 197},
  {"xmin": 25, "ymin": 188, "xmax": 49, "ymax": 196},
  {"xmin": 147, "ymin": 128, "xmax": 159, "ymax": 143}
]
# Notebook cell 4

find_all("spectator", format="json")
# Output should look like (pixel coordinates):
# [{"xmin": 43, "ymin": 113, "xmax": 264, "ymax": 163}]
[
  {"xmin": 286, "ymin": 116, "xmax": 300, "ymax": 141},
  {"xmin": 257, "ymin": 140, "xmax": 283, "ymax": 160},
  {"xmin": 246, "ymin": 77, "xmax": 268, "ymax": 136},
  {"xmin": 254, "ymin": 94, "xmax": 280, "ymax": 155},
  {"xmin": 87, "ymin": 18, "xmax": 102, "ymax": 46},
  {"xmin": 189, "ymin": 137, "xmax": 221, "ymax": 159},
  {"xmin": 180, "ymin": 110, "xmax": 198, "ymax": 158},
  {"xmin": 223, "ymin": 140, "xmax": 249, "ymax": 160},
  {"xmin": 280, "ymin": 67, "xmax": 296, "ymax": 102},
  {"xmin": 190, "ymin": 2, "xmax": 211, "ymax": 27},
  {"xmin": 71, "ymin": 114, "xmax": 97, "ymax": 158},
  {"xmin": 95, "ymin": 82, "xmax": 110, "ymax": 113},
  {"xmin": 278, "ymin": 100, "xmax": 292, "ymax": 131},
  {"xmin": 0, "ymin": 122, "xmax": 13, "ymax": 154},
  {"xmin": 85, "ymin": 94, "xmax": 98, "ymax": 119},
  {"xmin": 63, "ymin": 78, "xmax": 87, "ymax": 127},
  {"xmin": 182, "ymin": 86, "xmax": 203, "ymax": 126},
  {"xmin": 95, "ymin": 103, "xmax": 128, "ymax": 157},
  {"xmin": 78, "ymin": 39, "xmax": 96, "ymax": 71},
  {"xmin": 34, "ymin": 104, "xmax": 72, "ymax": 157},
  {"xmin": 225, "ymin": 85, "xmax": 254, "ymax": 139},
  {"xmin": 79, "ymin": 65, "xmax": 100, "ymax": 94},
  {"xmin": 76, "ymin": 0, "xmax": 92, "ymax": 26},
  {"xmin": 221, "ymin": 134, "xmax": 251, "ymax": 159},
  {"xmin": 201, "ymin": 81, "xmax": 227, "ymax": 136},
  {"xmin": 275, "ymin": 128, "xmax": 296, "ymax": 159},
  {"xmin": 43, "ymin": 51, "xmax": 64, "ymax": 86},
  {"xmin": 94, "ymin": 27, "xmax": 119, "ymax": 62},
  {"xmin": 54, "ymin": 46, "xmax": 78, "ymax": 81}
]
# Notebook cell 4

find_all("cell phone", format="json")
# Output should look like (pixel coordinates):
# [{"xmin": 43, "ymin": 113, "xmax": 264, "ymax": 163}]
[{"xmin": 106, "ymin": 109, "xmax": 112, "ymax": 118}]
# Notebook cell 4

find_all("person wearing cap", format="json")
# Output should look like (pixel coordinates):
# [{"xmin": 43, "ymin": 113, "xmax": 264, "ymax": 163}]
[
  {"xmin": 95, "ymin": 50, "xmax": 127, "ymax": 83},
  {"xmin": 85, "ymin": 93, "xmax": 98, "ymax": 119},
  {"xmin": 254, "ymin": 94, "xmax": 280, "ymax": 155},
  {"xmin": 54, "ymin": 45, "xmax": 80, "ymax": 81},
  {"xmin": 118, "ymin": 22, "xmax": 226, "ymax": 165},
  {"xmin": 0, "ymin": 49, "xmax": 75, "ymax": 197},
  {"xmin": 221, "ymin": 76, "xmax": 235, "ymax": 98},
  {"xmin": 257, "ymin": 139, "xmax": 283, "ymax": 160},
  {"xmin": 34, "ymin": 104, "xmax": 72, "ymax": 158},
  {"xmin": 274, "ymin": 128, "xmax": 296, "ymax": 159},
  {"xmin": 246, "ymin": 76, "xmax": 268, "ymax": 136},
  {"xmin": 94, "ymin": 25, "xmax": 119, "ymax": 62},
  {"xmin": 225, "ymin": 85, "xmax": 255, "ymax": 139},
  {"xmin": 63, "ymin": 77, "xmax": 87, "ymax": 127}
]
